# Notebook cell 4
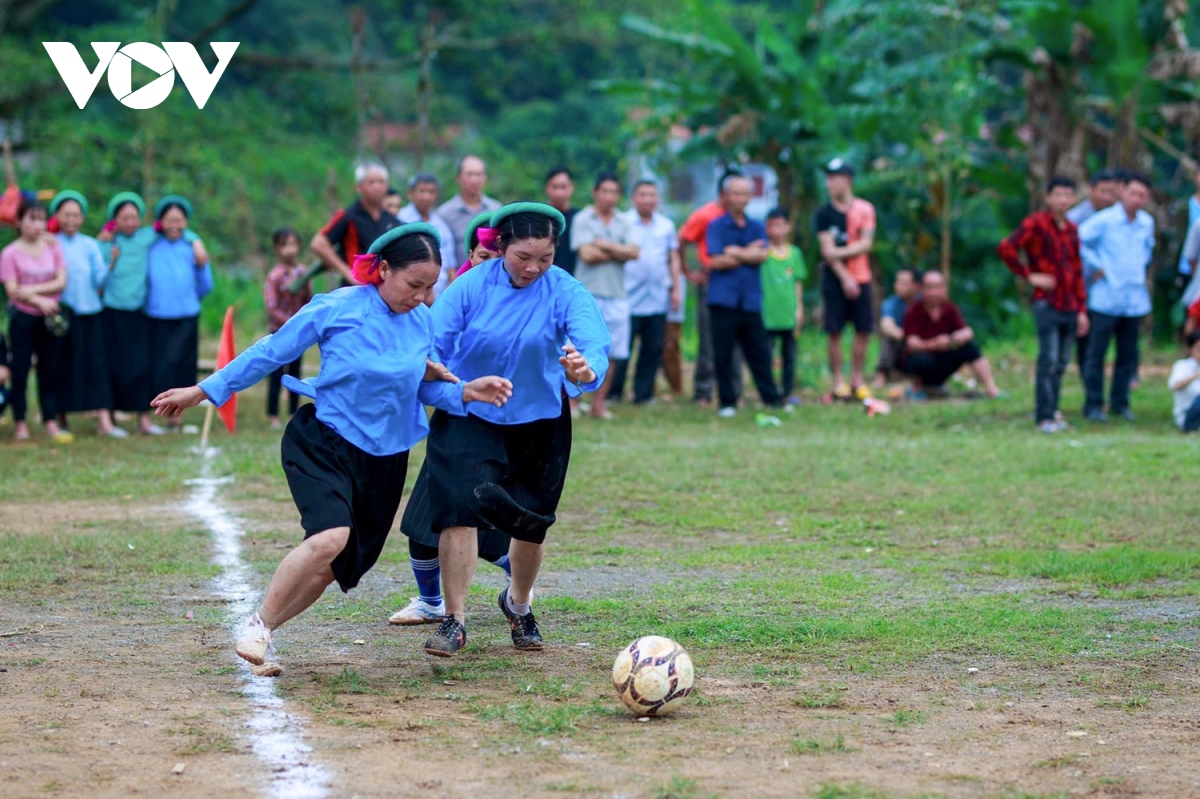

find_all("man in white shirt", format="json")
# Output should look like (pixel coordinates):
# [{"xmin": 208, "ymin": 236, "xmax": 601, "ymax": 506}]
[
  {"xmin": 609, "ymin": 180, "xmax": 682, "ymax": 404},
  {"xmin": 1169, "ymin": 331, "xmax": 1200, "ymax": 432},
  {"xmin": 397, "ymin": 172, "xmax": 457, "ymax": 300}
]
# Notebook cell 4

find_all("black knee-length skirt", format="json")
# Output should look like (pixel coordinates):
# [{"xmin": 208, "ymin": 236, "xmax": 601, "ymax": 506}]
[
  {"xmin": 103, "ymin": 308, "xmax": 153, "ymax": 412},
  {"xmin": 401, "ymin": 398, "xmax": 572, "ymax": 547},
  {"xmin": 149, "ymin": 316, "xmax": 200, "ymax": 397},
  {"xmin": 62, "ymin": 310, "xmax": 113, "ymax": 413},
  {"xmin": 282, "ymin": 405, "xmax": 410, "ymax": 593}
]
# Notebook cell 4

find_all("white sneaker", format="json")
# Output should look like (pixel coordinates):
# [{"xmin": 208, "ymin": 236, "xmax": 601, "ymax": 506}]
[
  {"xmin": 717, "ymin": 407, "xmax": 737, "ymax": 418},
  {"xmin": 236, "ymin": 613, "xmax": 272, "ymax": 665},
  {"xmin": 388, "ymin": 597, "xmax": 445, "ymax": 625},
  {"xmin": 103, "ymin": 427, "xmax": 130, "ymax": 439},
  {"xmin": 142, "ymin": 424, "xmax": 165, "ymax": 436}
]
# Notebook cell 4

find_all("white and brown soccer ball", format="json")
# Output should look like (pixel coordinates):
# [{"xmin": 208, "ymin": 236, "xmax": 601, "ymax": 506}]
[{"xmin": 611, "ymin": 636, "xmax": 694, "ymax": 716}]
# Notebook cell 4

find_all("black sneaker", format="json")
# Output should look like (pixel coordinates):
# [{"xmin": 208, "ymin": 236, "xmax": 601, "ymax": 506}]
[
  {"xmin": 424, "ymin": 616, "xmax": 467, "ymax": 658},
  {"xmin": 498, "ymin": 587, "xmax": 543, "ymax": 651}
]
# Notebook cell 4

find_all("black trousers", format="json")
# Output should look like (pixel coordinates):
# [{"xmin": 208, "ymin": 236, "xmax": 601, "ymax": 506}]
[
  {"xmin": 8, "ymin": 309, "xmax": 65, "ymax": 423},
  {"xmin": 907, "ymin": 342, "xmax": 982, "ymax": 389},
  {"xmin": 694, "ymin": 283, "xmax": 743, "ymax": 402},
  {"xmin": 766, "ymin": 329, "xmax": 797, "ymax": 397},
  {"xmin": 267, "ymin": 355, "xmax": 304, "ymax": 417},
  {"xmin": 609, "ymin": 314, "xmax": 667, "ymax": 404},
  {"xmin": 710, "ymin": 305, "xmax": 781, "ymax": 408},
  {"xmin": 1033, "ymin": 302, "xmax": 1075, "ymax": 423},
  {"xmin": 1083, "ymin": 312, "xmax": 1141, "ymax": 415}
]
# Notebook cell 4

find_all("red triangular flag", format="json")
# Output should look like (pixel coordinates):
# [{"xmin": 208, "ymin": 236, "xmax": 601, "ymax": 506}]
[{"xmin": 215, "ymin": 306, "xmax": 238, "ymax": 433}]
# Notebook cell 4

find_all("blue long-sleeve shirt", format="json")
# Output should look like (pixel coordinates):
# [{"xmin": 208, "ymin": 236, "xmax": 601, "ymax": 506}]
[
  {"xmin": 145, "ymin": 236, "xmax": 214, "ymax": 319},
  {"xmin": 57, "ymin": 232, "xmax": 108, "ymax": 315},
  {"xmin": 103, "ymin": 226, "xmax": 200, "ymax": 312},
  {"xmin": 199, "ymin": 286, "xmax": 466, "ymax": 456},
  {"xmin": 1078, "ymin": 204, "xmax": 1155, "ymax": 318},
  {"xmin": 431, "ymin": 258, "xmax": 610, "ymax": 425}
]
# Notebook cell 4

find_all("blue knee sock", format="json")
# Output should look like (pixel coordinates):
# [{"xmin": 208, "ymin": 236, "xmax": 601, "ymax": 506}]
[
  {"xmin": 489, "ymin": 554, "xmax": 512, "ymax": 577},
  {"xmin": 410, "ymin": 557, "xmax": 443, "ymax": 606}
]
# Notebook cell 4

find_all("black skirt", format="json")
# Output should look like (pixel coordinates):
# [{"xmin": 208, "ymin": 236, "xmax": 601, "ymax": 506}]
[
  {"xmin": 401, "ymin": 398, "xmax": 572, "ymax": 546},
  {"xmin": 102, "ymin": 308, "xmax": 153, "ymax": 412},
  {"xmin": 281, "ymin": 405, "xmax": 410, "ymax": 593},
  {"xmin": 149, "ymin": 316, "xmax": 200, "ymax": 397},
  {"xmin": 62, "ymin": 310, "xmax": 113, "ymax": 413}
]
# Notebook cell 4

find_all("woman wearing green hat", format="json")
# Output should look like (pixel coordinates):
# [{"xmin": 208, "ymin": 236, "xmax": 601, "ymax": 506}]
[
  {"xmin": 99, "ymin": 191, "xmax": 205, "ymax": 434},
  {"xmin": 146, "ymin": 195, "xmax": 213, "ymax": 428},
  {"xmin": 50, "ymin": 190, "xmax": 124, "ymax": 438}
]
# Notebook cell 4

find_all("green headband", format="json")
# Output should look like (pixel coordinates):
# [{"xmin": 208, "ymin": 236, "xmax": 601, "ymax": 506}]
[
  {"xmin": 154, "ymin": 194, "xmax": 193, "ymax": 220},
  {"xmin": 49, "ymin": 190, "xmax": 88, "ymax": 216},
  {"xmin": 490, "ymin": 201, "xmax": 566, "ymax": 234},
  {"xmin": 106, "ymin": 191, "xmax": 146, "ymax": 221},
  {"xmin": 367, "ymin": 221, "xmax": 442, "ymax": 255},
  {"xmin": 464, "ymin": 211, "xmax": 495, "ymax": 254}
]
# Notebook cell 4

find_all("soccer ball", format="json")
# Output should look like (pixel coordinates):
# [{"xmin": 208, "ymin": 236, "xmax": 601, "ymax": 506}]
[{"xmin": 611, "ymin": 636, "xmax": 694, "ymax": 716}]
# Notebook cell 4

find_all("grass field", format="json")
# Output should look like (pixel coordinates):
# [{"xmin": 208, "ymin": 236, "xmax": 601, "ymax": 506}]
[{"xmin": 1, "ymin": 352, "xmax": 1198, "ymax": 798}]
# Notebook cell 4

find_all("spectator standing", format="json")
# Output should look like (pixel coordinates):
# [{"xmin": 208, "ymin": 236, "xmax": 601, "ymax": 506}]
[
  {"xmin": 572, "ymin": 172, "xmax": 640, "ymax": 419},
  {"xmin": 871, "ymin": 268, "xmax": 919, "ymax": 389},
  {"xmin": 437, "ymin": 155, "xmax": 502, "ymax": 265},
  {"xmin": 814, "ymin": 159, "xmax": 876, "ymax": 401},
  {"xmin": 264, "ymin": 228, "xmax": 313, "ymax": 429},
  {"xmin": 1078, "ymin": 173, "xmax": 1155, "ymax": 422},
  {"xmin": 146, "ymin": 195, "xmax": 214, "ymax": 432},
  {"xmin": 1067, "ymin": 169, "xmax": 1120, "ymax": 374},
  {"xmin": 544, "ymin": 167, "xmax": 579, "ymax": 277},
  {"xmin": 610, "ymin": 180, "xmax": 681, "ymax": 404},
  {"xmin": 998, "ymin": 177, "xmax": 1089, "ymax": 432},
  {"xmin": 902, "ymin": 271, "xmax": 1001, "ymax": 398},
  {"xmin": 679, "ymin": 172, "xmax": 743, "ymax": 405},
  {"xmin": 662, "ymin": 266, "xmax": 686, "ymax": 399},
  {"xmin": 382, "ymin": 186, "xmax": 403, "ymax": 218},
  {"xmin": 1066, "ymin": 170, "xmax": 1120, "ymax": 226},
  {"xmin": 1178, "ymin": 165, "xmax": 1200, "ymax": 279},
  {"xmin": 397, "ymin": 172, "xmax": 457, "ymax": 299},
  {"xmin": 50, "ymin": 190, "xmax": 122, "ymax": 437},
  {"xmin": 311, "ymin": 163, "xmax": 400, "ymax": 286},
  {"xmin": 1169, "ymin": 331, "xmax": 1200, "ymax": 432},
  {"xmin": 760, "ymin": 208, "xmax": 806, "ymax": 404},
  {"xmin": 705, "ymin": 176, "xmax": 783, "ymax": 416},
  {"xmin": 0, "ymin": 199, "xmax": 70, "ymax": 443}
]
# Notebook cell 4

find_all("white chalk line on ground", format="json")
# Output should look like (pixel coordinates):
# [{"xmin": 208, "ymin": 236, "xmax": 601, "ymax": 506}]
[{"xmin": 184, "ymin": 450, "xmax": 331, "ymax": 799}]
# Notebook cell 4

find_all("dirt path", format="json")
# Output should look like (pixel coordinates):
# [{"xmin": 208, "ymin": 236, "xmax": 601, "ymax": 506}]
[{"xmin": 4, "ymin": 497, "xmax": 1200, "ymax": 798}]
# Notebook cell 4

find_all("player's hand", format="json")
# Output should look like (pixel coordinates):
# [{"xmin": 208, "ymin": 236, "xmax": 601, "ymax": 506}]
[
  {"xmin": 463, "ymin": 376, "xmax": 513, "ymax": 407},
  {"xmin": 841, "ymin": 278, "xmax": 861, "ymax": 300},
  {"xmin": 151, "ymin": 386, "xmax": 207, "ymax": 417},
  {"xmin": 424, "ymin": 359, "xmax": 459, "ymax": 383},
  {"xmin": 669, "ymin": 285, "xmax": 682, "ymax": 312},
  {"xmin": 192, "ymin": 239, "xmax": 210, "ymax": 267},
  {"xmin": 1028, "ymin": 273, "xmax": 1056, "ymax": 291},
  {"xmin": 560, "ymin": 343, "xmax": 596, "ymax": 385},
  {"xmin": 1076, "ymin": 312, "xmax": 1090, "ymax": 338},
  {"xmin": 97, "ymin": 228, "xmax": 114, "ymax": 243},
  {"xmin": 795, "ymin": 308, "xmax": 805, "ymax": 332},
  {"xmin": 109, "ymin": 245, "xmax": 120, "ymax": 266}
]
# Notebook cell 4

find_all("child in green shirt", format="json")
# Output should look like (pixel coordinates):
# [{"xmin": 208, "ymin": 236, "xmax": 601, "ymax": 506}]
[{"xmin": 761, "ymin": 208, "xmax": 806, "ymax": 404}]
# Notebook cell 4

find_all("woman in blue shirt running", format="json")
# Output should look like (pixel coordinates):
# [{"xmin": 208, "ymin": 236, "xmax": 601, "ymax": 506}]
[
  {"xmin": 399, "ymin": 202, "xmax": 611, "ymax": 658},
  {"xmin": 151, "ymin": 223, "xmax": 513, "ymax": 673}
]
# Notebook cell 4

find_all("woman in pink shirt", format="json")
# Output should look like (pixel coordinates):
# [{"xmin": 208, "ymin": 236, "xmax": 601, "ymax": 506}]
[{"xmin": 0, "ymin": 199, "xmax": 71, "ymax": 443}]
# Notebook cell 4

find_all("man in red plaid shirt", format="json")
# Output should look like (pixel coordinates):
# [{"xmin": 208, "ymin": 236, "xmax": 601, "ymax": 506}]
[{"xmin": 998, "ymin": 177, "xmax": 1091, "ymax": 433}]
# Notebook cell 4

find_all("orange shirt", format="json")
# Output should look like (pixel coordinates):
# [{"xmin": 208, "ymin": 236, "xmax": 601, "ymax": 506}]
[
  {"xmin": 1188, "ymin": 298, "xmax": 1200, "ymax": 325},
  {"xmin": 679, "ymin": 201, "xmax": 726, "ymax": 269}
]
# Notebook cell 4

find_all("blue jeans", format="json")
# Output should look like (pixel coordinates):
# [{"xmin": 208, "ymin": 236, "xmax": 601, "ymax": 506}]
[
  {"xmin": 1033, "ymin": 302, "xmax": 1075, "ymax": 423},
  {"xmin": 1183, "ymin": 396, "xmax": 1200, "ymax": 432}
]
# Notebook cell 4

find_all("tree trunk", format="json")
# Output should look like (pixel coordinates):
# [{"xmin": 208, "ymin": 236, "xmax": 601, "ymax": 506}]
[{"xmin": 415, "ymin": 10, "xmax": 437, "ymax": 170}]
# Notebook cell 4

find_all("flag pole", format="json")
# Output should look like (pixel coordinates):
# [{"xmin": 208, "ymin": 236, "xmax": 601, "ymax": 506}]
[{"xmin": 199, "ymin": 402, "xmax": 215, "ymax": 452}]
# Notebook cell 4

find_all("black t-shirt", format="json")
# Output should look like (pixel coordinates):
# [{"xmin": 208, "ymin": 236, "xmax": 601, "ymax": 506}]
[
  {"xmin": 556, "ymin": 207, "xmax": 579, "ymax": 276},
  {"xmin": 320, "ymin": 199, "xmax": 401, "ymax": 262},
  {"xmin": 812, "ymin": 202, "xmax": 849, "ymax": 271}
]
